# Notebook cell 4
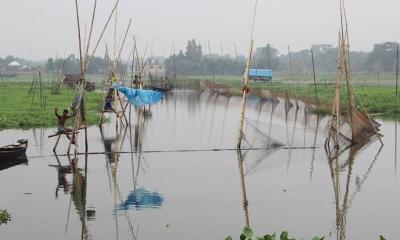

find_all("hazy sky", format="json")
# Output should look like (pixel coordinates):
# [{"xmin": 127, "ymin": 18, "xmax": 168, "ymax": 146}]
[{"xmin": 0, "ymin": 0, "xmax": 399, "ymax": 60}]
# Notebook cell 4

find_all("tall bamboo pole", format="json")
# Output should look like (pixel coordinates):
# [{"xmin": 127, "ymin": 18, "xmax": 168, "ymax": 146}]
[
  {"xmin": 207, "ymin": 41, "xmax": 215, "ymax": 81},
  {"xmin": 85, "ymin": 0, "xmax": 120, "ymax": 70},
  {"xmin": 74, "ymin": 0, "xmax": 84, "ymax": 75},
  {"xmin": 236, "ymin": 0, "xmax": 258, "ymax": 149},
  {"xmin": 396, "ymin": 43, "xmax": 399, "ymax": 97},
  {"xmin": 84, "ymin": 0, "xmax": 97, "ymax": 67},
  {"xmin": 311, "ymin": 48, "xmax": 318, "ymax": 111}
]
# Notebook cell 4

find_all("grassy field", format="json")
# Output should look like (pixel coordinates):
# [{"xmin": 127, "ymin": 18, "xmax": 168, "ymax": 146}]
[
  {"xmin": 0, "ymin": 71, "xmax": 399, "ymax": 130},
  {"xmin": 0, "ymin": 82, "xmax": 101, "ymax": 129}
]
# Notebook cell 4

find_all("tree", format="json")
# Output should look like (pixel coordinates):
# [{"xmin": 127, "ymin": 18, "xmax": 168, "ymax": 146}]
[
  {"xmin": 367, "ymin": 42, "xmax": 398, "ymax": 72},
  {"xmin": 253, "ymin": 44, "xmax": 279, "ymax": 70},
  {"xmin": 46, "ymin": 58, "xmax": 55, "ymax": 72},
  {"xmin": 185, "ymin": 39, "xmax": 202, "ymax": 62}
]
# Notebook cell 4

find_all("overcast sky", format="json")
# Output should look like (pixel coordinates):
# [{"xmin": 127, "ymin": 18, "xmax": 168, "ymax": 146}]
[{"xmin": 0, "ymin": 0, "xmax": 399, "ymax": 60}]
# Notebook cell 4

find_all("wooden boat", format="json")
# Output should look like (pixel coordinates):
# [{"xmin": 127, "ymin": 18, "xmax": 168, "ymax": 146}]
[{"xmin": 0, "ymin": 139, "xmax": 28, "ymax": 161}]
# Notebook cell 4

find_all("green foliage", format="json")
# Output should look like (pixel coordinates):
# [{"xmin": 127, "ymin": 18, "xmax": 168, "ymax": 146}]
[
  {"xmin": 0, "ymin": 209, "xmax": 11, "ymax": 225},
  {"xmin": 166, "ymin": 39, "xmax": 399, "ymax": 80},
  {"xmin": 225, "ymin": 226, "xmax": 324, "ymax": 240},
  {"xmin": 241, "ymin": 226, "xmax": 254, "ymax": 240},
  {"xmin": 225, "ymin": 226, "xmax": 388, "ymax": 240},
  {"xmin": 0, "ymin": 82, "xmax": 101, "ymax": 129}
]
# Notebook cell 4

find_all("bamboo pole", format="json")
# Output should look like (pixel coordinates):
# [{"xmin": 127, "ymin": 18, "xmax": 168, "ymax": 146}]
[
  {"xmin": 39, "ymin": 71, "xmax": 44, "ymax": 110},
  {"xmin": 85, "ymin": 0, "xmax": 120, "ymax": 70},
  {"xmin": 220, "ymin": 43, "xmax": 227, "ymax": 84},
  {"xmin": 84, "ymin": 0, "xmax": 97, "ymax": 67},
  {"xmin": 113, "ymin": 0, "xmax": 118, "ymax": 62},
  {"xmin": 207, "ymin": 41, "xmax": 215, "ymax": 81},
  {"xmin": 236, "ymin": 0, "xmax": 258, "ymax": 149},
  {"xmin": 396, "ymin": 43, "xmax": 399, "ymax": 97},
  {"xmin": 311, "ymin": 48, "xmax": 318, "ymax": 111},
  {"xmin": 287, "ymin": 46, "xmax": 299, "ymax": 108},
  {"xmin": 74, "ymin": 0, "xmax": 84, "ymax": 75},
  {"xmin": 173, "ymin": 44, "xmax": 177, "ymax": 82},
  {"xmin": 115, "ymin": 19, "xmax": 132, "ymax": 69}
]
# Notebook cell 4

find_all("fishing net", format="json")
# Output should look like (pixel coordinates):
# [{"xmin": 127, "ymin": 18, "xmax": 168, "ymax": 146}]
[
  {"xmin": 284, "ymin": 93, "xmax": 293, "ymax": 116},
  {"xmin": 114, "ymin": 85, "xmax": 163, "ymax": 106},
  {"xmin": 203, "ymin": 80, "xmax": 232, "ymax": 95},
  {"xmin": 327, "ymin": 110, "xmax": 381, "ymax": 151},
  {"xmin": 248, "ymin": 88, "xmax": 278, "ymax": 102},
  {"xmin": 241, "ymin": 117, "xmax": 285, "ymax": 149},
  {"xmin": 240, "ymin": 117, "xmax": 288, "ymax": 176}
]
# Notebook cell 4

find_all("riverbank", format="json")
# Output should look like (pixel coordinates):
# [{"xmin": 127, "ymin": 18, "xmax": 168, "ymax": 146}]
[
  {"xmin": 203, "ymin": 78, "xmax": 400, "ymax": 116},
  {"xmin": 0, "ymin": 83, "xmax": 101, "ymax": 129}
]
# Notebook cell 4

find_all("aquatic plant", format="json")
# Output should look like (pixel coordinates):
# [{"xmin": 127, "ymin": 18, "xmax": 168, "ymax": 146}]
[
  {"xmin": 0, "ymin": 209, "xmax": 11, "ymax": 225},
  {"xmin": 225, "ymin": 226, "xmax": 388, "ymax": 240},
  {"xmin": 225, "ymin": 226, "xmax": 324, "ymax": 240}
]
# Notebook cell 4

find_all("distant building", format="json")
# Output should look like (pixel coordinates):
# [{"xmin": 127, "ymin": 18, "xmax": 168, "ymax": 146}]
[
  {"xmin": 243, "ymin": 69, "xmax": 273, "ymax": 81},
  {"xmin": 8, "ymin": 61, "xmax": 29, "ymax": 71},
  {"xmin": 142, "ymin": 58, "xmax": 166, "ymax": 80},
  {"xmin": 8, "ymin": 61, "xmax": 21, "ymax": 67}
]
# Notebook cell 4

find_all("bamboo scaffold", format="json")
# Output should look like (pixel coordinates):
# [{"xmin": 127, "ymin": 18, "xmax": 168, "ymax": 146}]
[
  {"xmin": 325, "ymin": 0, "xmax": 383, "ymax": 151},
  {"xmin": 52, "ymin": 0, "xmax": 120, "ymax": 155},
  {"xmin": 237, "ymin": 0, "xmax": 259, "ymax": 149},
  {"xmin": 98, "ymin": 15, "xmax": 132, "ymax": 127}
]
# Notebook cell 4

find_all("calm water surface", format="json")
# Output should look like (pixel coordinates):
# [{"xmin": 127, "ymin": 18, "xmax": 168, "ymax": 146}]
[{"xmin": 0, "ymin": 90, "xmax": 399, "ymax": 239}]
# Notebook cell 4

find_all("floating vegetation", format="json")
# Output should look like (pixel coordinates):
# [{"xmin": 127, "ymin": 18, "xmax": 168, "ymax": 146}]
[
  {"xmin": 0, "ymin": 209, "xmax": 12, "ymax": 225},
  {"xmin": 225, "ymin": 226, "xmax": 324, "ymax": 240}
]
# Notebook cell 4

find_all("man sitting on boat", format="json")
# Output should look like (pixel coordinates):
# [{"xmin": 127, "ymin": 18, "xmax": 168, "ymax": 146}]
[{"xmin": 55, "ymin": 108, "xmax": 76, "ymax": 144}]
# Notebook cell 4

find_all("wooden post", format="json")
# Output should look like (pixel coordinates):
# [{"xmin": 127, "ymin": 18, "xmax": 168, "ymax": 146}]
[
  {"xmin": 311, "ymin": 48, "xmax": 318, "ymax": 111},
  {"xmin": 207, "ymin": 41, "xmax": 215, "ymax": 82}
]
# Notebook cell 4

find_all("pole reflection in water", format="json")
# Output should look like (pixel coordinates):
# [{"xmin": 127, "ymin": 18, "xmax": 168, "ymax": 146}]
[
  {"xmin": 326, "ymin": 138, "xmax": 383, "ymax": 240},
  {"xmin": 310, "ymin": 114, "xmax": 321, "ymax": 182},
  {"xmin": 237, "ymin": 150, "xmax": 250, "ymax": 227},
  {"xmin": 395, "ymin": 120, "xmax": 398, "ymax": 176},
  {"xmin": 50, "ymin": 153, "xmax": 93, "ymax": 240}
]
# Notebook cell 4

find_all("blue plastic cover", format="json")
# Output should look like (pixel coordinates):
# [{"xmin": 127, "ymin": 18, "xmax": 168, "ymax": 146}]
[
  {"xmin": 114, "ymin": 85, "xmax": 162, "ymax": 106},
  {"xmin": 244, "ymin": 69, "xmax": 273, "ymax": 78}
]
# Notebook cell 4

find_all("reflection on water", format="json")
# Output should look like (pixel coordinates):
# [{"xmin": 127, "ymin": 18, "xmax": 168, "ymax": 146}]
[
  {"xmin": 326, "ymin": 138, "xmax": 383, "ymax": 240},
  {"xmin": 237, "ymin": 150, "xmax": 249, "ymax": 227},
  {"xmin": 0, "ymin": 90, "xmax": 399, "ymax": 239},
  {"xmin": 0, "ymin": 154, "xmax": 28, "ymax": 171},
  {"xmin": 118, "ymin": 188, "xmax": 163, "ymax": 210}
]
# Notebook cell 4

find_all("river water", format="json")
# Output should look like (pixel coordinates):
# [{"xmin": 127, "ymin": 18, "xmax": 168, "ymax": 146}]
[{"xmin": 0, "ymin": 90, "xmax": 399, "ymax": 240}]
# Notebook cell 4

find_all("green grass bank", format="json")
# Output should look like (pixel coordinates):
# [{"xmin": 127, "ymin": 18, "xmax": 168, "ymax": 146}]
[{"xmin": 0, "ymin": 83, "xmax": 101, "ymax": 129}]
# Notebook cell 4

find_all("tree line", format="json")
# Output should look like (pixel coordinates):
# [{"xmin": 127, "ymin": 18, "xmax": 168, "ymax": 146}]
[
  {"xmin": 164, "ymin": 39, "xmax": 400, "ymax": 77},
  {"xmin": 45, "ymin": 54, "xmax": 127, "ymax": 75},
  {"xmin": 2, "ymin": 40, "xmax": 398, "ymax": 77}
]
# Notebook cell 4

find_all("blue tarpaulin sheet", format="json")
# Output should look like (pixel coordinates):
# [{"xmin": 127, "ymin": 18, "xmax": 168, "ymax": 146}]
[{"xmin": 114, "ymin": 85, "xmax": 162, "ymax": 106}]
